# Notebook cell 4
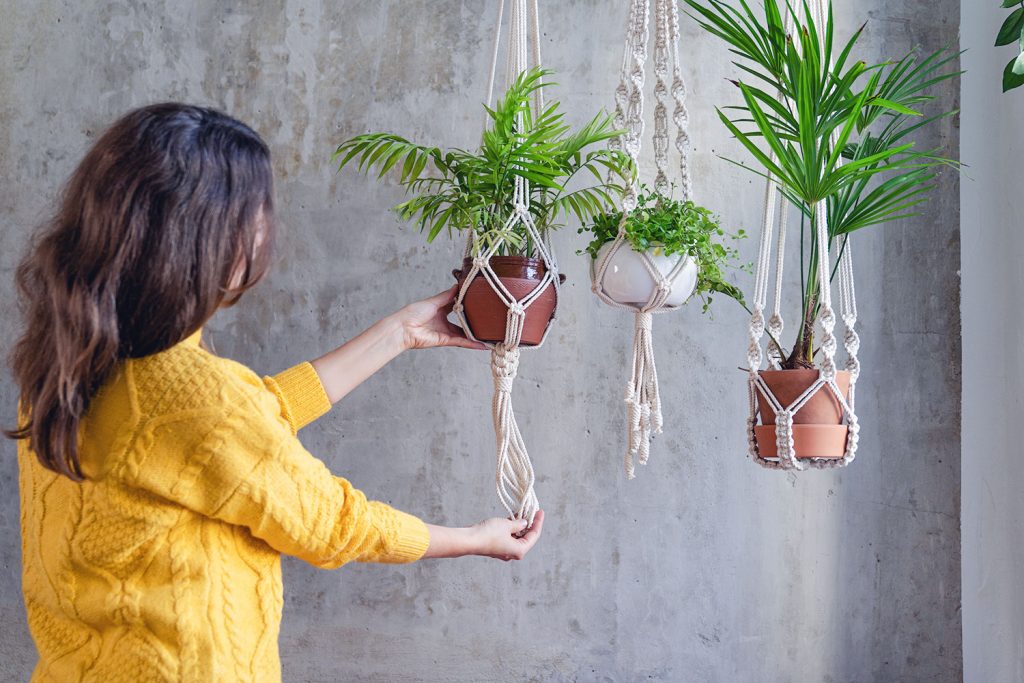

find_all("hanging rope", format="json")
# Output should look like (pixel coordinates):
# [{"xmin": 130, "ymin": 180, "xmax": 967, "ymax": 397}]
[
  {"xmin": 452, "ymin": 0, "xmax": 556, "ymax": 523},
  {"xmin": 592, "ymin": 0, "xmax": 696, "ymax": 478},
  {"xmin": 745, "ymin": 0, "xmax": 860, "ymax": 470}
]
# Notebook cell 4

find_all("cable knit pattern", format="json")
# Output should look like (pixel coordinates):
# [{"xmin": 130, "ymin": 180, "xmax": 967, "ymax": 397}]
[{"xmin": 18, "ymin": 332, "xmax": 431, "ymax": 682}]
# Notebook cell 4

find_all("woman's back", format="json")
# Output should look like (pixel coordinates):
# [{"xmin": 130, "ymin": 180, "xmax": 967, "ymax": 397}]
[{"xmin": 18, "ymin": 331, "xmax": 412, "ymax": 682}]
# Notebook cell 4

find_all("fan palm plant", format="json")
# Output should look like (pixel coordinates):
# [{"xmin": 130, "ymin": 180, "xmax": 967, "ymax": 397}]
[
  {"xmin": 685, "ymin": 0, "xmax": 960, "ymax": 368},
  {"xmin": 334, "ymin": 68, "xmax": 634, "ymax": 255}
]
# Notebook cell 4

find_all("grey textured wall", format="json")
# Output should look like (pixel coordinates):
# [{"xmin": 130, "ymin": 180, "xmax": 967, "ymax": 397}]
[
  {"xmin": 0, "ymin": 1, "xmax": 961, "ymax": 681},
  {"xmin": 960, "ymin": 4, "xmax": 1024, "ymax": 682}
]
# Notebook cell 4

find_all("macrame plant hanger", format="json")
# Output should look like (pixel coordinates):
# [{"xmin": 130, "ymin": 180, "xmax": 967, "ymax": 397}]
[
  {"xmin": 746, "ymin": 0, "xmax": 861, "ymax": 471},
  {"xmin": 592, "ymin": 0, "xmax": 694, "ymax": 478},
  {"xmin": 451, "ymin": 0, "xmax": 556, "ymax": 523}
]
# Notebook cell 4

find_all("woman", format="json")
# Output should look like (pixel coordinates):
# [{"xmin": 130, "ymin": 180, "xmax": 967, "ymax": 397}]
[{"xmin": 6, "ymin": 103, "xmax": 544, "ymax": 682}]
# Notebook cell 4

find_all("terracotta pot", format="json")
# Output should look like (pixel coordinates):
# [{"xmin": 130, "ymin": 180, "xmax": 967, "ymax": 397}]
[
  {"xmin": 753, "ymin": 369, "xmax": 852, "ymax": 459},
  {"xmin": 753, "ymin": 424, "xmax": 849, "ymax": 459},
  {"xmin": 593, "ymin": 242, "xmax": 699, "ymax": 307},
  {"xmin": 453, "ymin": 256, "xmax": 565, "ymax": 346}
]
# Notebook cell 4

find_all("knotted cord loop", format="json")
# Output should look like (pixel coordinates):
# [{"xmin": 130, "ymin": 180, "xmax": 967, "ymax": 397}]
[{"xmin": 594, "ymin": 0, "xmax": 696, "ymax": 477}]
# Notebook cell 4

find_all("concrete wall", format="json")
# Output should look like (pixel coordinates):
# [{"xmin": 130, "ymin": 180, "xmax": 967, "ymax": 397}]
[
  {"xmin": 0, "ymin": 1, "xmax": 961, "ymax": 681},
  {"xmin": 960, "ymin": 5, "xmax": 1024, "ymax": 682}
]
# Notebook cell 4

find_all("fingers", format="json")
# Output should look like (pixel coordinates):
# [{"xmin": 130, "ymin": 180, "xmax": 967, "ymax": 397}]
[
  {"xmin": 522, "ymin": 509, "xmax": 544, "ymax": 541},
  {"xmin": 427, "ymin": 285, "xmax": 458, "ymax": 308},
  {"xmin": 507, "ymin": 517, "xmax": 530, "ymax": 537},
  {"xmin": 444, "ymin": 323, "xmax": 487, "ymax": 350},
  {"xmin": 517, "ymin": 510, "xmax": 544, "ymax": 550},
  {"xmin": 500, "ymin": 510, "xmax": 544, "ymax": 561}
]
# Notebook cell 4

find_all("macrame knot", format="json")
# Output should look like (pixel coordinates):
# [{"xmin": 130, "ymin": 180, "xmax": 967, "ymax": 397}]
[
  {"xmin": 494, "ymin": 376, "xmax": 515, "ymax": 393},
  {"xmin": 819, "ymin": 307, "xmax": 836, "ymax": 331},
  {"xmin": 637, "ymin": 310, "xmax": 653, "ymax": 332},
  {"xmin": 819, "ymin": 361, "xmax": 836, "ymax": 383},
  {"xmin": 638, "ymin": 402, "xmax": 652, "ymax": 431},
  {"xmin": 472, "ymin": 256, "xmax": 488, "ymax": 270},
  {"xmin": 507, "ymin": 301, "xmax": 526, "ymax": 317},
  {"xmin": 513, "ymin": 201, "xmax": 528, "ymax": 215},
  {"xmin": 843, "ymin": 324, "xmax": 860, "ymax": 355},
  {"xmin": 749, "ymin": 306, "xmax": 766, "ymax": 338},
  {"xmin": 452, "ymin": 302, "xmax": 463, "ymax": 314},
  {"xmin": 774, "ymin": 410, "xmax": 798, "ymax": 469},
  {"xmin": 490, "ymin": 343, "xmax": 520, "ymax": 379}
]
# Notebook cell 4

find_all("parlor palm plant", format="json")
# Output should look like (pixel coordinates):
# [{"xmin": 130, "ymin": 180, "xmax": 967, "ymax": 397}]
[
  {"xmin": 335, "ymin": 67, "xmax": 634, "ymax": 345},
  {"xmin": 334, "ymin": 68, "xmax": 633, "ymax": 255}
]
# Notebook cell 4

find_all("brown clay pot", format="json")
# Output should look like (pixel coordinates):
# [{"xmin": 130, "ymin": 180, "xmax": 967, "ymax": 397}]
[
  {"xmin": 754, "ymin": 369, "xmax": 851, "ymax": 459},
  {"xmin": 452, "ymin": 256, "xmax": 566, "ymax": 346}
]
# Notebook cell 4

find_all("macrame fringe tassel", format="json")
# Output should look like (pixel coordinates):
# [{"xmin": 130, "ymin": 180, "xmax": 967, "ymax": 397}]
[
  {"xmin": 624, "ymin": 311, "xmax": 662, "ymax": 479},
  {"xmin": 491, "ymin": 343, "xmax": 539, "ymax": 524}
]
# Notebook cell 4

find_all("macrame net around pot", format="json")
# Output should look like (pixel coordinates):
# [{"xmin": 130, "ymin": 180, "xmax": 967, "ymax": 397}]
[
  {"xmin": 450, "ymin": 0, "xmax": 559, "ymax": 523},
  {"xmin": 591, "ymin": 0, "xmax": 698, "ymax": 479},
  {"xmin": 745, "ymin": 1, "xmax": 860, "ymax": 471}
]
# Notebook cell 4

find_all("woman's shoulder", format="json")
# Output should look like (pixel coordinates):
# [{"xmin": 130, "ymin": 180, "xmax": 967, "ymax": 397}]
[
  {"xmin": 80, "ymin": 344, "xmax": 288, "ymax": 482},
  {"xmin": 124, "ymin": 343, "xmax": 269, "ymax": 421}
]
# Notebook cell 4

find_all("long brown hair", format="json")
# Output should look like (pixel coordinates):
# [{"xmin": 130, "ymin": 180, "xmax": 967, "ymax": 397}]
[{"xmin": 6, "ymin": 103, "xmax": 276, "ymax": 479}]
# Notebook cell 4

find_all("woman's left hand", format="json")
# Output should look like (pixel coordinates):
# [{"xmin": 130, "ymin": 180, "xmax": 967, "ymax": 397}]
[{"xmin": 398, "ymin": 287, "xmax": 487, "ymax": 351}]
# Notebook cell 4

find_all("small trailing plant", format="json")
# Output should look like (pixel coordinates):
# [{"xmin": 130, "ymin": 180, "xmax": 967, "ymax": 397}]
[
  {"xmin": 685, "ymin": 0, "xmax": 960, "ymax": 369},
  {"xmin": 997, "ymin": 0, "xmax": 1024, "ymax": 92},
  {"xmin": 334, "ymin": 68, "xmax": 634, "ymax": 255},
  {"xmin": 580, "ymin": 185, "xmax": 747, "ymax": 312}
]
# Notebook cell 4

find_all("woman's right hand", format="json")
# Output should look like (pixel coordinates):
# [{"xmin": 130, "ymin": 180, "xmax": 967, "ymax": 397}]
[{"xmin": 423, "ymin": 510, "xmax": 545, "ymax": 561}]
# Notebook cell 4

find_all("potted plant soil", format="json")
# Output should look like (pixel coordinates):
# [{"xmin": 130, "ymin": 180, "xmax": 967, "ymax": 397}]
[
  {"xmin": 686, "ymin": 0, "xmax": 960, "ymax": 458},
  {"xmin": 581, "ymin": 184, "xmax": 747, "ymax": 313},
  {"xmin": 334, "ymin": 68, "xmax": 633, "ymax": 345}
]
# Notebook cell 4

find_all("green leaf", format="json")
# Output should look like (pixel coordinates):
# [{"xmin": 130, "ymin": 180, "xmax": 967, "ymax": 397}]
[
  {"xmin": 1014, "ymin": 50, "xmax": 1024, "ymax": 76},
  {"xmin": 1005, "ymin": 56, "xmax": 1024, "ymax": 91},
  {"xmin": 1003, "ymin": 0, "xmax": 1022, "ymax": 8},
  {"xmin": 868, "ymin": 97, "xmax": 923, "ymax": 116},
  {"xmin": 996, "ymin": 8, "xmax": 1024, "ymax": 46}
]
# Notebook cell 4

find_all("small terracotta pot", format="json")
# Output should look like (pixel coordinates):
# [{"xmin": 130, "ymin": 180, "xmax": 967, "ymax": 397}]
[
  {"xmin": 453, "ymin": 256, "xmax": 565, "ymax": 346},
  {"xmin": 754, "ymin": 369, "xmax": 851, "ymax": 459}
]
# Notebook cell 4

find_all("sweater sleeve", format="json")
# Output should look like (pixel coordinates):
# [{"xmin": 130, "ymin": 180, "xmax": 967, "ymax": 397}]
[
  {"xmin": 262, "ymin": 362, "xmax": 332, "ymax": 433},
  {"xmin": 129, "ymin": 386, "xmax": 430, "ymax": 567}
]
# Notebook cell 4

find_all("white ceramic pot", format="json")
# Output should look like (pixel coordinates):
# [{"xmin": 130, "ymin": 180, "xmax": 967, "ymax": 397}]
[{"xmin": 594, "ymin": 242, "xmax": 698, "ymax": 307}]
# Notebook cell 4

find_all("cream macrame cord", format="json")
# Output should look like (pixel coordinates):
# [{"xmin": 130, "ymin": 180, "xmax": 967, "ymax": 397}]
[
  {"xmin": 592, "ymin": 0, "xmax": 696, "ymax": 478},
  {"xmin": 744, "ymin": 1, "xmax": 860, "ymax": 470},
  {"xmin": 452, "ymin": 0, "xmax": 557, "ymax": 523}
]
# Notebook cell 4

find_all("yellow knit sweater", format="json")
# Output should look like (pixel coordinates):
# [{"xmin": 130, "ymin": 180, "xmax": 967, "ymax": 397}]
[{"xmin": 18, "ymin": 331, "xmax": 431, "ymax": 682}]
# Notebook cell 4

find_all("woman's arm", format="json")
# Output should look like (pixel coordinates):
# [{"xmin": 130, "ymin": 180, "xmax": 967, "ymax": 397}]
[
  {"xmin": 423, "ymin": 511, "xmax": 545, "ymax": 561},
  {"xmin": 311, "ymin": 286, "xmax": 484, "ymax": 404},
  {"xmin": 128, "ymin": 382, "xmax": 544, "ymax": 567}
]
